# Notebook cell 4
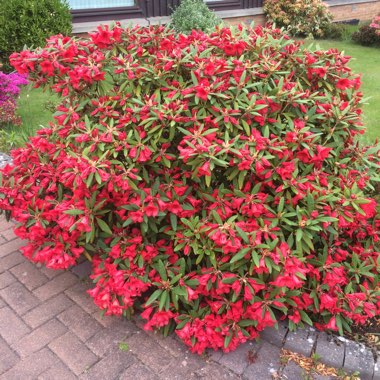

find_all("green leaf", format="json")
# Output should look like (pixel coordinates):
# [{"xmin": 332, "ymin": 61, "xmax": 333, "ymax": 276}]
[
  {"xmin": 170, "ymin": 214, "xmax": 177, "ymax": 231},
  {"xmin": 299, "ymin": 310, "xmax": 313, "ymax": 326},
  {"xmin": 296, "ymin": 229, "xmax": 303, "ymax": 242},
  {"xmin": 96, "ymin": 218, "xmax": 113, "ymax": 235},
  {"xmin": 157, "ymin": 260, "xmax": 168, "ymax": 281},
  {"xmin": 145, "ymin": 289, "xmax": 163, "ymax": 306},
  {"xmin": 335, "ymin": 315, "xmax": 344, "ymax": 336},
  {"xmin": 159, "ymin": 291, "xmax": 168, "ymax": 310},
  {"xmin": 224, "ymin": 333, "xmax": 233, "ymax": 349},
  {"xmin": 230, "ymin": 248, "xmax": 250, "ymax": 263},
  {"xmin": 64, "ymin": 209, "xmax": 84, "ymax": 215},
  {"xmin": 235, "ymin": 225, "xmax": 249, "ymax": 243}
]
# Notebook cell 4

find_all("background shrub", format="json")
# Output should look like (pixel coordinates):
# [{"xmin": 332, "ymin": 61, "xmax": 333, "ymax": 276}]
[
  {"xmin": 263, "ymin": 0, "xmax": 332, "ymax": 37},
  {"xmin": 0, "ymin": 71, "xmax": 28, "ymax": 127},
  {"xmin": 170, "ymin": 0, "xmax": 221, "ymax": 34},
  {"xmin": 2, "ymin": 24, "xmax": 380, "ymax": 354},
  {"xmin": 0, "ymin": 0, "xmax": 72, "ymax": 72},
  {"xmin": 352, "ymin": 21, "xmax": 380, "ymax": 46}
]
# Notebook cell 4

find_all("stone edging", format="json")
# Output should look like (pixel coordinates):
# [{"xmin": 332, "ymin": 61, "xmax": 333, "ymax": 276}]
[{"xmin": 0, "ymin": 153, "xmax": 12, "ymax": 169}]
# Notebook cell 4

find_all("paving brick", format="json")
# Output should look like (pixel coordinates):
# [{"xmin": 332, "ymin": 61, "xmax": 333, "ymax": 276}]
[
  {"xmin": 243, "ymin": 341, "xmax": 282, "ymax": 380},
  {"xmin": 80, "ymin": 348, "xmax": 137, "ymax": 380},
  {"xmin": 37, "ymin": 362, "xmax": 77, "ymax": 380},
  {"xmin": 86, "ymin": 319, "xmax": 138, "ymax": 357},
  {"xmin": 13, "ymin": 318, "xmax": 67, "ymax": 358},
  {"xmin": 0, "ymin": 227, "xmax": 17, "ymax": 242},
  {"xmin": 71, "ymin": 260, "xmax": 92, "ymax": 279},
  {"xmin": 119, "ymin": 363, "xmax": 159, "ymax": 380},
  {"xmin": 0, "ymin": 237, "xmax": 6, "ymax": 246},
  {"xmin": 0, "ymin": 282, "xmax": 40, "ymax": 315},
  {"xmin": 38, "ymin": 264, "xmax": 63, "ymax": 279},
  {"xmin": 208, "ymin": 349, "xmax": 223, "ymax": 362},
  {"xmin": 0, "ymin": 239, "xmax": 26, "ymax": 258},
  {"xmin": 195, "ymin": 363, "xmax": 240, "ymax": 379},
  {"xmin": 281, "ymin": 360, "xmax": 306, "ymax": 380},
  {"xmin": 23, "ymin": 293, "xmax": 74, "ymax": 328},
  {"xmin": 65, "ymin": 282, "xmax": 99, "ymax": 314},
  {"xmin": 0, "ymin": 251, "xmax": 25, "ymax": 273},
  {"xmin": 343, "ymin": 339, "xmax": 374, "ymax": 380},
  {"xmin": 283, "ymin": 327, "xmax": 318, "ymax": 357},
  {"xmin": 33, "ymin": 272, "xmax": 78, "ymax": 301},
  {"xmin": 0, "ymin": 348, "xmax": 56, "ymax": 379},
  {"xmin": 143, "ymin": 328, "xmax": 188, "ymax": 358},
  {"xmin": 315, "ymin": 333, "xmax": 345, "ymax": 369},
  {"xmin": 0, "ymin": 272, "xmax": 16, "ymax": 290},
  {"xmin": 0, "ymin": 218, "xmax": 15, "ymax": 233},
  {"xmin": 159, "ymin": 355, "xmax": 205, "ymax": 380},
  {"xmin": 260, "ymin": 321, "xmax": 288, "ymax": 348},
  {"xmin": 10, "ymin": 261, "xmax": 49, "ymax": 290},
  {"xmin": 58, "ymin": 304, "xmax": 103, "ymax": 342},
  {"xmin": 126, "ymin": 331, "xmax": 174, "ymax": 371},
  {"xmin": 218, "ymin": 340, "xmax": 261, "ymax": 375},
  {"xmin": 92, "ymin": 311, "xmax": 126, "ymax": 328},
  {"xmin": 49, "ymin": 331, "xmax": 98, "ymax": 375},
  {"xmin": 0, "ymin": 307, "xmax": 30, "ymax": 345},
  {"xmin": 0, "ymin": 336, "xmax": 19, "ymax": 375}
]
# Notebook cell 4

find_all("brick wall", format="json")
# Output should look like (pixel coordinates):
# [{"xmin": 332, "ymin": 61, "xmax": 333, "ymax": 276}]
[
  {"xmin": 328, "ymin": 1, "xmax": 380, "ymax": 22},
  {"xmin": 224, "ymin": 14, "xmax": 266, "ymax": 27}
]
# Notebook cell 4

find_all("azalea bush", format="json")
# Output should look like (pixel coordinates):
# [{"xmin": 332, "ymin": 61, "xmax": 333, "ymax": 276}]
[
  {"xmin": 1, "ymin": 24, "xmax": 380, "ymax": 354},
  {"xmin": 263, "ymin": 0, "xmax": 332, "ymax": 37},
  {"xmin": 0, "ymin": 71, "xmax": 28, "ymax": 126}
]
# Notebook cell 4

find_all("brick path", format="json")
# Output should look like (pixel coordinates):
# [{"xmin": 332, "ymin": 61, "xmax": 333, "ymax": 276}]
[{"xmin": 0, "ymin": 216, "xmax": 378, "ymax": 380}]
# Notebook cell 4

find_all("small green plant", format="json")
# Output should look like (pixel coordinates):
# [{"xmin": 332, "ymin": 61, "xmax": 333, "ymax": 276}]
[
  {"xmin": 118, "ymin": 342, "xmax": 129, "ymax": 351},
  {"xmin": 170, "ymin": 0, "xmax": 221, "ymax": 34},
  {"xmin": 0, "ymin": 129, "xmax": 21, "ymax": 153},
  {"xmin": 0, "ymin": 0, "xmax": 72, "ymax": 72}
]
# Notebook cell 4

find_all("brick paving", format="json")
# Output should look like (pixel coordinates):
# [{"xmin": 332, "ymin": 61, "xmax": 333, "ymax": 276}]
[{"xmin": 0, "ymin": 215, "xmax": 378, "ymax": 380}]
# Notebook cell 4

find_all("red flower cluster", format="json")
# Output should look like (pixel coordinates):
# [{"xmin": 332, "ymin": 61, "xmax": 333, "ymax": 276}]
[{"xmin": 2, "ymin": 23, "xmax": 380, "ymax": 354}]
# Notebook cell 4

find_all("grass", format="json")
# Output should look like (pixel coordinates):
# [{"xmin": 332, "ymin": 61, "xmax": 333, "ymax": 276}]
[{"xmin": 1, "ymin": 86, "xmax": 57, "ymax": 151}]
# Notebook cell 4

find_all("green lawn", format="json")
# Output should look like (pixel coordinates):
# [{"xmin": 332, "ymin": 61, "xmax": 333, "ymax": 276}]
[
  {"xmin": 1, "ymin": 86, "xmax": 57, "ymax": 152},
  {"xmin": 312, "ymin": 39, "xmax": 380, "ymax": 142},
  {"xmin": 17, "ymin": 86, "xmax": 57, "ymax": 131}
]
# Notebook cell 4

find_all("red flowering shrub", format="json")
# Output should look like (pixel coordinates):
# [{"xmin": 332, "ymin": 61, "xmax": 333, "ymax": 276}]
[{"xmin": 2, "ymin": 24, "xmax": 380, "ymax": 354}]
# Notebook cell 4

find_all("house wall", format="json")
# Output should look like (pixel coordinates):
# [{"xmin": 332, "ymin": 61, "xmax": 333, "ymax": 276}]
[
  {"xmin": 219, "ymin": 0, "xmax": 380, "ymax": 27},
  {"xmin": 328, "ymin": 0, "xmax": 380, "ymax": 22}
]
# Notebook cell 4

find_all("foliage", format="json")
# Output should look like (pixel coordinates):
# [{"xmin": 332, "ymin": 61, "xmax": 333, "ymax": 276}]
[
  {"xmin": 320, "ymin": 23, "xmax": 354, "ymax": 41},
  {"xmin": 2, "ymin": 24, "xmax": 380, "ymax": 354},
  {"xmin": 0, "ymin": 0, "xmax": 72, "ymax": 72},
  {"xmin": 170, "ymin": 0, "xmax": 221, "ymax": 34},
  {"xmin": 0, "ymin": 71, "xmax": 28, "ymax": 127},
  {"xmin": 352, "ymin": 17, "xmax": 380, "ymax": 47},
  {"xmin": 263, "ymin": 0, "xmax": 332, "ymax": 37}
]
